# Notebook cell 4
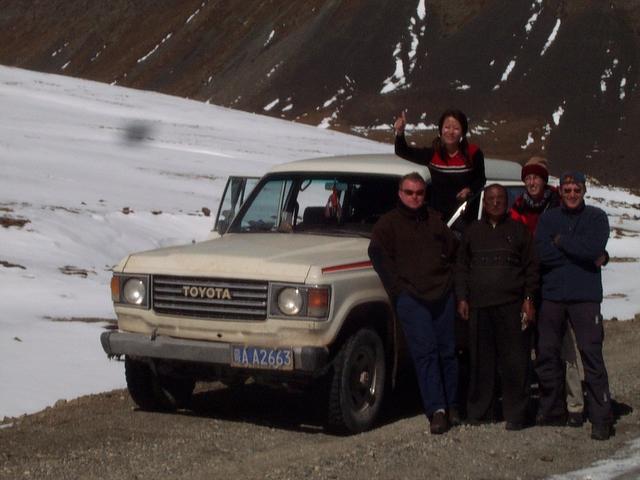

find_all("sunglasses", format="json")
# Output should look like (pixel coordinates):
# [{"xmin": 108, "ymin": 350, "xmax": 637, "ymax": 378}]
[
  {"xmin": 400, "ymin": 188, "xmax": 425, "ymax": 196},
  {"xmin": 561, "ymin": 187, "xmax": 583, "ymax": 194}
]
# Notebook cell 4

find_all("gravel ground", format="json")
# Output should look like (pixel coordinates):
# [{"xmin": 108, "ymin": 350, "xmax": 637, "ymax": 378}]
[{"xmin": 1, "ymin": 319, "xmax": 638, "ymax": 480}]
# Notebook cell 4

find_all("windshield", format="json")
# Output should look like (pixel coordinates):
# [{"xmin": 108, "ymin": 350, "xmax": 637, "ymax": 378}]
[{"xmin": 228, "ymin": 174, "xmax": 399, "ymax": 235}]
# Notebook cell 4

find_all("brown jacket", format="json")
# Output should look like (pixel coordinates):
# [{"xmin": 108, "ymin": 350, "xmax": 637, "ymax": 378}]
[{"xmin": 368, "ymin": 202, "xmax": 458, "ymax": 303}]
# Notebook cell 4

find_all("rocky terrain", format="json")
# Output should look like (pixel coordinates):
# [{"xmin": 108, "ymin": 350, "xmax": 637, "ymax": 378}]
[
  {"xmin": 0, "ymin": 319, "xmax": 639, "ymax": 480},
  {"xmin": 1, "ymin": 0, "xmax": 639, "ymax": 187}
]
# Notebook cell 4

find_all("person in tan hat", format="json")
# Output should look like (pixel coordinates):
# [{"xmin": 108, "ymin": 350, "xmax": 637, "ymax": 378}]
[{"xmin": 509, "ymin": 156, "xmax": 585, "ymax": 428}]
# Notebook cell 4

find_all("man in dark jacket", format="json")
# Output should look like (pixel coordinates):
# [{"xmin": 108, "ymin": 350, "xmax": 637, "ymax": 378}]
[
  {"xmin": 368, "ymin": 172, "xmax": 459, "ymax": 434},
  {"xmin": 456, "ymin": 184, "xmax": 539, "ymax": 430},
  {"xmin": 534, "ymin": 171, "xmax": 613, "ymax": 440}
]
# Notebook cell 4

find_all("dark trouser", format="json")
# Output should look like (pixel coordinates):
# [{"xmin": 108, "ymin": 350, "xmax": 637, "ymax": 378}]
[
  {"xmin": 536, "ymin": 300, "xmax": 612, "ymax": 425},
  {"xmin": 467, "ymin": 301, "xmax": 531, "ymax": 424},
  {"xmin": 396, "ymin": 292, "xmax": 458, "ymax": 416}
]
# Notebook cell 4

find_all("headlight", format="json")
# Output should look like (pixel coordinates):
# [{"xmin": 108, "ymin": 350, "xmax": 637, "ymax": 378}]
[
  {"xmin": 123, "ymin": 278, "xmax": 146, "ymax": 305},
  {"xmin": 270, "ymin": 284, "xmax": 330, "ymax": 319},
  {"xmin": 112, "ymin": 274, "xmax": 150, "ymax": 309},
  {"xmin": 278, "ymin": 288, "xmax": 303, "ymax": 315}
]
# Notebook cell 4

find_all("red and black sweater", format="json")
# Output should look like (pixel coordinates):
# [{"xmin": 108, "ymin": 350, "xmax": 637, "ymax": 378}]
[{"xmin": 395, "ymin": 133, "xmax": 486, "ymax": 220}]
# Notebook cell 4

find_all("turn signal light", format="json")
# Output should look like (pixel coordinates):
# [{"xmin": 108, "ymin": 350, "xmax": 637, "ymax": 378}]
[
  {"xmin": 110, "ymin": 275, "xmax": 120, "ymax": 302},
  {"xmin": 308, "ymin": 288, "xmax": 329, "ymax": 317}
]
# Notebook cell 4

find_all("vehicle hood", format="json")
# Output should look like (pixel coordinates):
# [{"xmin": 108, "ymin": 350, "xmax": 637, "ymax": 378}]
[{"xmin": 121, "ymin": 233, "xmax": 370, "ymax": 283}]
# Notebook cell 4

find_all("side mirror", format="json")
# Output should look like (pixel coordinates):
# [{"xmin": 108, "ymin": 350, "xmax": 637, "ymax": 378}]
[
  {"xmin": 214, "ymin": 176, "xmax": 260, "ymax": 235},
  {"xmin": 216, "ymin": 218, "xmax": 230, "ymax": 235}
]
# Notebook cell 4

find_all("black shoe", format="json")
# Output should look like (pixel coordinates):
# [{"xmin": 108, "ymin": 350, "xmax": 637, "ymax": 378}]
[
  {"xmin": 448, "ymin": 407, "xmax": 462, "ymax": 427},
  {"xmin": 567, "ymin": 411, "xmax": 584, "ymax": 428},
  {"xmin": 505, "ymin": 421, "xmax": 525, "ymax": 431},
  {"xmin": 535, "ymin": 413, "xmax": 567, "ymax": 427},
  {"xmin": 591, "ymin": 423, "xmax": 612, "ymax": 441},
  {"xmin": 430, "ymin": 411, "xmax": 449, "ymax": 435}
]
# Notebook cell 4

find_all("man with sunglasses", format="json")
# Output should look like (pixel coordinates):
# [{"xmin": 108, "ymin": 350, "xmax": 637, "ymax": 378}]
[
  {"xmin": 368, "ymin": 172, "xmax": 459, "ymax": 434},
  {"xmin": 534, "ymin": 172, "xmax": 614, "ymax": 440}
]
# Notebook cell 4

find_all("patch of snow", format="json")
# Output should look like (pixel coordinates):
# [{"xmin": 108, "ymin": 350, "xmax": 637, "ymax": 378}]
[
  {"xmin": 540, "ymin": 19, "xmax": 561, "ymax": 56},
  {"xmin": 552, "ymin": 105, "xmax": 565, "ymax": 126},
  {"xmin": 61, "ymin": 61, "xmax": 71, "ymax": 71},
  {"xmin": 351, "ymin": 121, "xmax": 437, "ymax": 135},
  {"xmin": 90, "ymin": 45, "xmax": 106, "ymax": 62},
  {"xmin": 451, "ymin": 80, "xmax": 471, "ymax": 91},
  {"xmin": 380, "ymin": 4, "xmax": 428, "ymax": 94},
  {"xmin": 323, "ymin": 89, "xmax": 345, "ymax": 108},
  {"xmin": 550, "ymin": 437, "xmax": 640, "ymax": 480},
  {"xmin": 416, "ymin": 0, "xmax": 426, "ymax": 20},
  {"xmin": 601, "ymin": 68, "xmax": 613, "ymax": 93},
  {"xmin": 267, "ymin": 61, "xmax": 283, "ymax": 78},
  {"xmin": 185, "ymin": 7, "xmax": 200, "ymax": 24},
  {"xmin": 493, "ymin": 58, "xmax": 517, "ymax": 89},
  {"xmin": 525, "ymin": 12, "xmax": 539, "ymax": 33},
  {"xmin": 470, "ymin": 125, "xmax": 490, "ymax": 135},
  {"xmin": 619, "ymin": 77, "xmax": 627, "ymax": 100},
  {"xmin": 51, "ymin": 43, "xmax": 69, "ymax": 58},
  {"xmin": 317, "ymin": 79, "xmax": 355, "ymax": 127},
  {"xmin": 500, "ymin": 59, "xmax": 517, "ymax": 82},
  {"xmin": 521, "ymin": 132, "xmax": 534, "ymax": 149},
  {"xmin": 381, "ymin": 57, "xmax": 406, "ymax": 94},
  {"xmin": 524, "ymin": 0, "xmax": 543, "ymax": 34},
  {"xmin": 137, "ymin": 32, "xmax": 173, "ymax": 63},
  {"xmin": 263, "ymin": 98, "xmax": 279, "ymax": 111},
  {"xmin": 317, "ymin": 112, "xmax": 337, "ymax": 129},
  {"xmin": 264, "ymin": 30, "xmax": 275, "ymax": 47}
]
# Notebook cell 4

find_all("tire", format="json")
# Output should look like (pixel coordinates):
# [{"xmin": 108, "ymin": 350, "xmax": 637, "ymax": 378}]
[
  {"xmin": 124, "ymin": 357, "xmax": 195, "ymax": 411},
  {"xmin": 327, "ymin": 328, "xmax": 386, "ymax": 434}
]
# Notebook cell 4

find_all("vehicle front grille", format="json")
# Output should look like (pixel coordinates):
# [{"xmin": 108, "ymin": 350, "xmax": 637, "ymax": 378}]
[{"xmin": 152, "ymin": 275, "xmax": 268, "ymax": 320}]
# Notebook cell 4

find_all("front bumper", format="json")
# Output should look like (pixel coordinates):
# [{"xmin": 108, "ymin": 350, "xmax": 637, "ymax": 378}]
[{"xmin": 100, "ymin": 331, "xmax": 329, "ymax": 373}]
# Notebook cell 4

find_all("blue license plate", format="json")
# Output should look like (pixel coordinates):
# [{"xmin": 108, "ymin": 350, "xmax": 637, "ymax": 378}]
[{"xmin": 230, "ymin": 345, "xmax": 294, "ymax": 370}]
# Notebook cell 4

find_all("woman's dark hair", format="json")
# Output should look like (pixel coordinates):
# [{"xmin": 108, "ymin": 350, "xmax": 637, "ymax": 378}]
[{"xmin": 431, "ymin": 109, "xmax": 472, "ymax": 167}]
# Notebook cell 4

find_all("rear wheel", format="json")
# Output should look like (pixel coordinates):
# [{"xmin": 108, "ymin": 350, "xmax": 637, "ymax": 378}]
[
  {"xmin": 327, "ymin": 328, "xmax": 386, "ymax": 434},
  {"xmin": 124, "ymin": 357, "xmax": 195, "ymax": 411}
]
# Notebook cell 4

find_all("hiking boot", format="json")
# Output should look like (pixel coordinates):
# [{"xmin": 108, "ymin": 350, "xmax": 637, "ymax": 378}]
[
  {"xmin": 591, "ymin": 423, "xmax": 612, "ymax": 441},
  {"xmin": 567, "ymin": 411, "xmax": 584, "ymax": 428},
  {"xmin": 448, "ymin": 407, "xmax": 462, "ymax": 427},
  {"xmin": 430, "ymin": 410, "xmax": 449, "ymax": 435}
]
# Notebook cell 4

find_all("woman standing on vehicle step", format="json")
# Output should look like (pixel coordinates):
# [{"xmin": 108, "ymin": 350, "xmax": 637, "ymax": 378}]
[{"xmin": 394, "ymin": 109, "xmax": 486, "ymax": 222}]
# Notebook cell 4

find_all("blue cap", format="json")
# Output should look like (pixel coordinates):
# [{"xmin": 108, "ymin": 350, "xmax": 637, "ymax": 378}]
[{"xmin": 559, "ymin": 171, "xmax": 586, "ymax": 185}]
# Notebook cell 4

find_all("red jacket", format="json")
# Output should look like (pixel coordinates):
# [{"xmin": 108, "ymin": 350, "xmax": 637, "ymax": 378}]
[{"xmin": 509, "ymin": 186, "xmax": 560, "ymax": 235}]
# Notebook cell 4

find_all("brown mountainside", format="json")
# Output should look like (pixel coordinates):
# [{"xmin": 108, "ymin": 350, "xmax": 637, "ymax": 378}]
[{"xmin": 1, "ymin": 0, "xmax": 639, "ymax": 187}]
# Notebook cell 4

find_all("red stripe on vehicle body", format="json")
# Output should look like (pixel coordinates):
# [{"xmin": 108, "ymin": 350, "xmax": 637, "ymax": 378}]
[{"xmin": 322, "ymin": 260, "xmax": 373, "ymax": 274}]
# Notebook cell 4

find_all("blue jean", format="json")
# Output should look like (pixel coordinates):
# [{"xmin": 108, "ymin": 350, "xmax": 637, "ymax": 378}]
[{"xmin": 396, "ymin": 292, "xmax": 458, "ymax": 416}]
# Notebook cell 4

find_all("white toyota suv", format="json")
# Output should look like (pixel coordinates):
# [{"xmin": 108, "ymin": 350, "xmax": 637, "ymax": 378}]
[{"xmin": 101, "ymin": 153, "xmax": 524, "ymax": 433}]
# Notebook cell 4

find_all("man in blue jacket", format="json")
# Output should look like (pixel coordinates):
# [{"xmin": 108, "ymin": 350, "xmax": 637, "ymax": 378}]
[{"xmin": 534, "ymin": 171, "xmax": 613, "ymax": 440}]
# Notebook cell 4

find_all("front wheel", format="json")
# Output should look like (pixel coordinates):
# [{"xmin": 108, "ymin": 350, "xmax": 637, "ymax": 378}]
[
  {"xmin": 125, "ymin": 357, "xmax": 195, "ymax": 411},
  {"xmin": 327, "ymin": 328, "xmax": 386, "ymax": 434}
]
